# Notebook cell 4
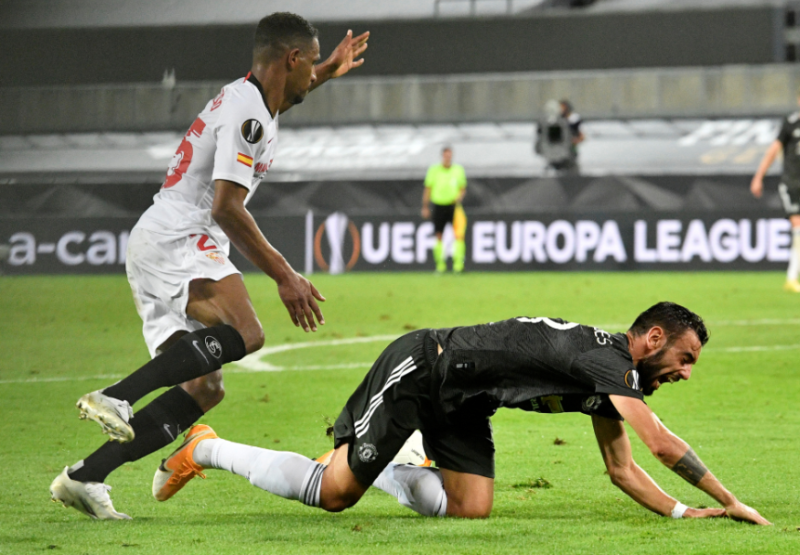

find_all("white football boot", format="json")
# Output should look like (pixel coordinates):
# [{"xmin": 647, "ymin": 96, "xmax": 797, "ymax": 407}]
[
  {"xmin": 50, "ymin": 467, "xmax": 131, "ymax": 520},
  {"xmin": 76, "ymin": 390, "xmax": 134, "ymax": 442}
]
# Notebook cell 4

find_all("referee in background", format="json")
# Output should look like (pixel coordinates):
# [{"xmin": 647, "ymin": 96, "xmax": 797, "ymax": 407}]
[
  {"xmin": 421, "ymin": 146, "xmax": 467, "ymax": 273},
  {"xmin": 751, "ymin": 89, "xmax": 800, "ymax": 293}
]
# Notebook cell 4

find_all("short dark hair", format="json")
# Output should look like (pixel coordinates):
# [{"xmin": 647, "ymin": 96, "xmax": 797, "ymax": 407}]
[
  {"xmin": 254, "ymin": 12, "xmax": 318, "ymax": 59},
  {"xmin": 629, "ymin": 302, "xmax": 709, "ymax": 346},
  {"xmin": 442, "ymin": 145, "xmax": 452, "ymax": 153}
]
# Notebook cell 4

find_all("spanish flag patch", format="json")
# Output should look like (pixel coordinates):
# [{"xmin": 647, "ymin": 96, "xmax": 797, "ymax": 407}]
[{"xmin": 236, "ymin": 152, "xmax": 254, "ymax": 167}]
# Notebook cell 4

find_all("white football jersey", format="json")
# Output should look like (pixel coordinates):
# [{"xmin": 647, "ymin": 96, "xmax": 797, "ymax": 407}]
[{"xmin": 135, "ymin": 73, "xmax": 279, "ymax": 254}]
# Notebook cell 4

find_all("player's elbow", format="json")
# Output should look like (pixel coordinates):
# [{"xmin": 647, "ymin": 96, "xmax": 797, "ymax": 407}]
[
  {"xmin": 607, "ymin": 464, "xmax": 632, "ymax": 489},
  {"xmin": 210, "ymin": 203, "xmax": 236, "ymax": 227},
  {"xmin": 649, "ymin": 441, "xmax": 677, "ymax": 465}
]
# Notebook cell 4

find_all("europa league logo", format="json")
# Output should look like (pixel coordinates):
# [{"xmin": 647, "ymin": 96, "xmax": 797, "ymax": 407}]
[{"xmin": 314, "ymin": 212, "xmax": 361, "ymax": 274}]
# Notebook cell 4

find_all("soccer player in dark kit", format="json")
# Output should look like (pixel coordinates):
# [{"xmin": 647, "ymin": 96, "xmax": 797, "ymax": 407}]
[
  {"xmin": 751, "ymin": 87, "xmax": 800, "ymax": 293},
  {"xmin": 152, "ymin": 302, "xmax": 770, "ymax": 525}
]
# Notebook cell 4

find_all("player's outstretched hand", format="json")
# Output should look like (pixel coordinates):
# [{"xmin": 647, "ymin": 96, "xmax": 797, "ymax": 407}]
[
  {"xmin": 683, "ymin": 507, "xmax": 726, "ymax": 519},
  {"xmin": 724, "ymin": 501, "xmax": 772, "ymax": 525},
  {"xmin": 325, "ymin": 29, "xmax": 370, "ymax": 79},
  {"xmin": 277, "ymin": 271, "xmax": 326, "ymax": 332},
  {"xmin": 750, "ymin": 176, "xmax": 763, "ymax": 198}
]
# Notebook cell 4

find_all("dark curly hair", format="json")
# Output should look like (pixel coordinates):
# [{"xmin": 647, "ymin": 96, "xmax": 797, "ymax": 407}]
[
  {"xmin": 628, "ymin": 302, "xmax": 709, "ymax": 346},
  {"xmin": 254, "ymin": 12, "xmax": 318, "ymax": 59}
]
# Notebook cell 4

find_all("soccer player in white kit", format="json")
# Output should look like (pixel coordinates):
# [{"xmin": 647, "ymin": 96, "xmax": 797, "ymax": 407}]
[{"xmin": 50, "ymin": 13, "xmax": 370, "ymax": 520}]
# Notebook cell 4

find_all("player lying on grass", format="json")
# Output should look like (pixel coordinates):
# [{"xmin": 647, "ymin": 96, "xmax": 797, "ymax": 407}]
[
  {"xmin": 153, "ymin": 302, "xmax": 769, "ymax": 524},
  {"xmin": 50, "ymin": 12, "xmax": 369, "ymax": 520}
]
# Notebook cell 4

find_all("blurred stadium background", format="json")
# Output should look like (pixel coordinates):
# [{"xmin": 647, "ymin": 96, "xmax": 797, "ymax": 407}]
[{"xmin": 3, "ymin": 0, "xmax": 800, "ymax": 275}]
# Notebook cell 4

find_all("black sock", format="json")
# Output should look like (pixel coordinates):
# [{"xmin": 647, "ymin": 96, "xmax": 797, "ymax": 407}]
[
  {"xmin": 68, "ymin": 387, "xmax": 205, "ymax": 484},
  {"xmin": 103, "ymin": 325, "xmax": 245, "ymax": 405}
]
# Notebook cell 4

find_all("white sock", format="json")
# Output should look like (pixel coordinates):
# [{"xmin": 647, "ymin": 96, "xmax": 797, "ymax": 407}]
[
  {"xmin": 372, "ymin": 462, "xmax": 448, "ymax": 517},
  {"xmin": 789, "ymin": 229, "xmax": 800, "ymax": 281},
  {"xmin": 194, "ymin": 438, "xmax": 324, "ymax": 507}
]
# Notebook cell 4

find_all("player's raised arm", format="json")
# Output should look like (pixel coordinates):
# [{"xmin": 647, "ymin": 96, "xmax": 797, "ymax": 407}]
[
  {"xmin": 609, "ymin": 395, "xmax": 771, "ymax": 525},
  {"xmin": 278, "ymin": 29, "xmax": 369, "ymax": 113},
  {"xmin": 311, "ymin": 30, "xmax": 369, "ymax": 90},
  {"xmin": 212, "ymin": 180, "xmax": 325, "ymax": 332},
  {"xmin": 591, "ymin": 414, "xmax": 724, "ymax": 519}
]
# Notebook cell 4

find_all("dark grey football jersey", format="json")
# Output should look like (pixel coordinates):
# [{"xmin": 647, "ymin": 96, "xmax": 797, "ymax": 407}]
[
  {"xmin": 429, "ymin": 317, "xmax": 643, "ymax": 420},
  {"xmin": 777, "ymin": 112, "xmax": 800, "ymax": 187}
]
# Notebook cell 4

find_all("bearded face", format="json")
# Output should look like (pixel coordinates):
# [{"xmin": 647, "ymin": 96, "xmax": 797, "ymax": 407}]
[{"xmin": 637, "ymin": 346, "xmax": 670, "ymax": 396}]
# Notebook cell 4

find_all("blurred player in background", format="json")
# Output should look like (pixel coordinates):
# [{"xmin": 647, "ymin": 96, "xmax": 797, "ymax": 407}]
[
  {"xmin": 50, "ymin": 12, "xmax": 369, "ymax": 520},
  {"xmin": 421, "ymin": 146, "xmax": 467, "ymax": 273},
  {"xmin": 152, "ymin": 302, "xmax": 768, "ymax": 526},
  {"xmin": 751, "ymin": 89, "xmax": 800, "ymax": 293}
]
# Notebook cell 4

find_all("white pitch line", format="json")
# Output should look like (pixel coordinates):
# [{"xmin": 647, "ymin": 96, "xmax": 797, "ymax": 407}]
[
  {"xmin": 0, "ymin": 374, "xmax": 125, "ymax": 385},
  {"xmin": 228, "ymin": 361, "xmax": 373, "ymax": 373},
  {"xmin": 3, "ymin": 320, "xmax": 800, "ymax": 384},
  {"xmin": 234, "ymin": 334, "xmax": 399, "ymax": 372},
  {"xmin": 706, "ymin": 343, "xmax": 800, "ymax": 353},
  {"xmin": 256, "ymin": 334, "xmax": 400, "ymax": 356}
]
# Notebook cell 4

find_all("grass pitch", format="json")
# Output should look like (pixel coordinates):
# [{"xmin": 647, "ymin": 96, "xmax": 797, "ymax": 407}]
[{"xmin": 2, "ymin": 272, "xmax": 800, "ymax": 554}]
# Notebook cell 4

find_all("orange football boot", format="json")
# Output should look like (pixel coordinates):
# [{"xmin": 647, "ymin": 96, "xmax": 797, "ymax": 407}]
[{"xmin": 152, "ymin": 424, "xmax": 217, "ymax": 501}]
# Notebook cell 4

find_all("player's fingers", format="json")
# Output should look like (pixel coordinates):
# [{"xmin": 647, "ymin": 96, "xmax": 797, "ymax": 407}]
[
  {"xmin": 285, "ymin": 302, "xmax": 300, "ymax": 327},
  {"xmin": 353, "ymin": 31, "xmax": 370, "ymax": 43},
  {"xmin": 310, "ymin": 283, "xmax": 326, "ymax": 302},
  {"xmin": 302, "ymin": 302, "xmax": 318, "ymax": 332},
  {"xmin": 295, "ymin": 305, "xmax": 311, "ymax": 332},
  {"xmin": 309, "ymin": 298, "xmax": 325, "ymax": 326},
  {"xmin": 351, "ymin": 58, "xmax": 365, "ymax": 68},
  {"xmin": 754, "ymin": 513, "xmax": 772, "ymax": 526},
  {"xmin": 705, "ymin": 508, "xmax": 726, "ymax": 518}
]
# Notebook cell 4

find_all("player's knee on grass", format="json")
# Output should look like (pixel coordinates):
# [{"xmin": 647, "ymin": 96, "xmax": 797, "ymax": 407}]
[
  {"xmin": 441, "ymin": 470, "xmax": 494, "ymax": 519},
  {"xmin": 318, "ymin": 458, "xmax": 367, "ymax": 513},
  {"xmin": 446, "ymin": 498, "xmax": 493, "ymax": 519},
  {"xmin": 318, "ymin": 489, "xmax": 362, "ymax": 513},
  {"xmin": 180, "ymin": 371, "xmax": 225, "ymax": 412}
]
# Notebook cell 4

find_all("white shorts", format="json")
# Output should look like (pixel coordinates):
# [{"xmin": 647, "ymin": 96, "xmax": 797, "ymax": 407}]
[{"xmin": 126, "ymin": 227, "xmax": 240, "ymax": 357}]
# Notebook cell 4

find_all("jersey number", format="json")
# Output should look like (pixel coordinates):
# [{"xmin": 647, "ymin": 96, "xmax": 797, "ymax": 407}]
[
  {"xmin": 516, "ymin": 317, "xmax": 579, "ymax": 331},
  {"xmin": 194, "ymin": 234, "xmax": 217, "ymax": 251},
  {"xmin": 163, "ymin": 118, "xmax": 207, "ymax": 189}
]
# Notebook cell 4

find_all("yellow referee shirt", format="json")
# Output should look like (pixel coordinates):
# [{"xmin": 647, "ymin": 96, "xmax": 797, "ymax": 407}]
[{"xmin": 424, "ymin": 164, "xmax": 467, "ymax": 205}]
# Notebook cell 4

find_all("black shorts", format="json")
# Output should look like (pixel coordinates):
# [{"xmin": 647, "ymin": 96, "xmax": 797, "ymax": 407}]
[
  {"xmin": 779, "ymin": 183, "xmax": 800, "ymax": 216},
  {"xmin": 333, "ymin": 330, "xmax": 495, "ymax": 486},
  {"xmin": 431, "ymin": 203, "xmax": 456, "ymax": 234}
]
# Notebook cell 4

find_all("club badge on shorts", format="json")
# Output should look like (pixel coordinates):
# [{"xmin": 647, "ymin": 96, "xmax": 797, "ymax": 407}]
[
  {"xmin": 205, "ymin": 252, "xmax": 226, "ymax": 265},
  {"xmin": 358, "ymin": 443, "xmax": 378, "ymax": 463}
]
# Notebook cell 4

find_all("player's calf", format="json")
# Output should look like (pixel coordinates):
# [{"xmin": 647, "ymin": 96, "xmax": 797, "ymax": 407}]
[
  {"xmin": 180, "ymin": 370, "xmax": 226, "ymax": 412},
  {"xmin": 99, "ymin": 325, "xmax": 246, "ymax": 408},
  {"xmin": 238, "ymin": 321, "xmax": 265, "ymax": 354},
  {"xmin": 167, "ymin": 428, "xmax": 349, "ymax": 511}
]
